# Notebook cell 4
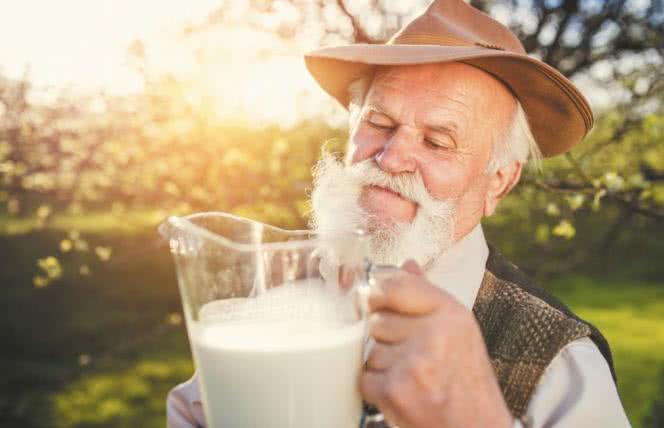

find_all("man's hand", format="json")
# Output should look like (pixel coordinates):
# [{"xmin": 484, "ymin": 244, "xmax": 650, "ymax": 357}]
[{"xmin": 360, "ymin": 260, "xmax": 513, "ymax": 428}]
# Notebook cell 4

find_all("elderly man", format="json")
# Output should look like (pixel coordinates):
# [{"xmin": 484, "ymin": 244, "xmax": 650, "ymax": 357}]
[{"xmin": 167, "ymin": 0, "xmax": 630, "ymax": 427}]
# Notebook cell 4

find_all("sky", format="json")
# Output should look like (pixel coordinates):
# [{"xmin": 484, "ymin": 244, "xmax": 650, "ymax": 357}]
[
  {"xmin": 0, "ymin": 0, "xmax": 220, "ymax": 92},
  {"xmin": 0, "ymin": 0, "xmax": 336, "ymax": 125},
  {"xmin": 0, "ymin": 0, "xmax": 635, "ymax": 121}
]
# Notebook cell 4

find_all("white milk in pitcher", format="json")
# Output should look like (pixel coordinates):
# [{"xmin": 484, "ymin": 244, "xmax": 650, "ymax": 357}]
[{"xmin": 190, "ymin": 283, "xmax": 366, "ymax": 428}]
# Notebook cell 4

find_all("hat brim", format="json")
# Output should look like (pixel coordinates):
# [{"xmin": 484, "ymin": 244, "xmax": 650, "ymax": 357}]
[{"xmin": 304, "ymin": 44, "xmax": 593, "ymax": 157}]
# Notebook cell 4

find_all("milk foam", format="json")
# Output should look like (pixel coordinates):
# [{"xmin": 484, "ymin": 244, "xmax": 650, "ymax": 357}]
[
  {"xmin": 198, "ymin": 320, "xmax": 365, "ymax": 351},
  {"xmin": 198, "ymin": 281, "xmax": 358, "ymax": 326}
]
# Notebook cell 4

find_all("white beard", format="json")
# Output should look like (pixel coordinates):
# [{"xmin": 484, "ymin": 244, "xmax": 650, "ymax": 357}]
[{"xmin": 310, "ymin": 153, "xmax": 455, "ymax": 267}]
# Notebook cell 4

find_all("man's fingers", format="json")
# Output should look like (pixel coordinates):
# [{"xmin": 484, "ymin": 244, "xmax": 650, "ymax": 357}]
[
  {"xmin": 360, "ymin": 367, "xmax": 408, "ymax": 428},
  {"xmin": 368, "ymin": 271, "xmax": 443, "ymax": 315},
  {"xmin": 401, "ymin": 259, "xmax": 423, "ymax": 275},
  {"xmin": 365, "ymin": 341, "xmax": 403, "ymax": 371},
  {"xmin": 359, "ymin": 369, "xmax": 386, "ymax": 407},
  {"xmin": 368, "ymin": 310, "xmax": 419, "ymax": 344}
]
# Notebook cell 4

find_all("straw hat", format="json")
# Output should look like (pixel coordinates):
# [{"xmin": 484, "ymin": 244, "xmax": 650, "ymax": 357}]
[{"xmin": 304, "ymin": 0, "xmax": 594, "ymax": 157}]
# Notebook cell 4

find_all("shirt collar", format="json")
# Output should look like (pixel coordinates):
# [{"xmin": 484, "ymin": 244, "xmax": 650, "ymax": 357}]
[{"xmin": 425, "ymin": 224, "xmax": 489, "ymax": 310}]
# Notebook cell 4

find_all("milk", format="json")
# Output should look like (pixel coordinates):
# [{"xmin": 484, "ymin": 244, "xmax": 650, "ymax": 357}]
[{"xmin": 190, "ymin": 283, "xmax": 366, "ymax": 428}]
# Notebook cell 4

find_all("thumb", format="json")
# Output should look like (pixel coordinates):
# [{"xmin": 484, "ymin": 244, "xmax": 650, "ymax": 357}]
[{"xmin": 401, "ymin": 259, "xmax": 423, "ymax": 276}]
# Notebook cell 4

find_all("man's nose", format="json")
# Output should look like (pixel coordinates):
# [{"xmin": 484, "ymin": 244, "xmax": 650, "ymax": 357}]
[{"xmin": 375, "ymin": 127, "xmax": 417, "ymax": 174}]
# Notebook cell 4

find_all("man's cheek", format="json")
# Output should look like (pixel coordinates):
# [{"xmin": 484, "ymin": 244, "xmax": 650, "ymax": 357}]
[
  {"xmin": 421, "ymin": 167, "xmax": 472, "ymax": 202},
  {"xmin": 349, "ymin": 130, "xmax": 385, "ymax": 165}
]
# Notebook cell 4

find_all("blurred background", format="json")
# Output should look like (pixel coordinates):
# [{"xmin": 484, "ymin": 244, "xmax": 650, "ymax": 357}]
[{"xmin": 0, "ymin": 0, "xmax": 662, "ymax": 427}]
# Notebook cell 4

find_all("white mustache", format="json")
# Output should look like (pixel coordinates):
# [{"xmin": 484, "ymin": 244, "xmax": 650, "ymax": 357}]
[
  {"xmin": 346, "ymin": 160, "xmax": 436, "ymax": 208},
  {"xmin": 311, "ymin": 153, "xmax": 455, "ymax": 266}
]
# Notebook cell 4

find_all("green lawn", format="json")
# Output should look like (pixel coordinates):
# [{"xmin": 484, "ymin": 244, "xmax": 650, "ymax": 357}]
[
  {"xmin": 549, "ymin": 276, "xmax": 664, "ymax": 427},
  {"xmin": 0, "ymin": 226, "xmax": 191, "ymax": 428},
  {"xmin": 1, "ymin": 213, "xmax": 662, "ymax": 427},
  {"xmin": 0, "ymin": 210, "xmax": 167, "ymax": 236}
]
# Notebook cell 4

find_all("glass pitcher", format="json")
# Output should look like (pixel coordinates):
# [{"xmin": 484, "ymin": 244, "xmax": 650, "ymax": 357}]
[{"xmin": 159, "ymin": 212, "xmax": 369, "ymax": 428}]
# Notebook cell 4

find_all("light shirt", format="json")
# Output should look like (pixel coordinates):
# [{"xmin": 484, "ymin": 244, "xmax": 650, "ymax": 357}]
[{"xmin": 166, "ymin": 224, "xmax": 631, "ymax": 428}]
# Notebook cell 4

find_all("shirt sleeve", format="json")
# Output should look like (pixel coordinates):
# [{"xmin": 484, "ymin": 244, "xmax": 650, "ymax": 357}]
[
  {"xmin": 166, "ymin": 372, "xmax": 206, "ymax": 428},
  {"xmin": 521, "ymin": 337, "xmax": 631, "ymax": 428}
]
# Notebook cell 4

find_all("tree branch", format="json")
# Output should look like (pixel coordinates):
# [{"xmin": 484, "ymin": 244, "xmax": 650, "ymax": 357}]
[
  {"xmin": 522, "ymin": 1, "xmax": 559, "ymax": 53},
  {"xmin": 543, "ymin": 0, "xmax": 576, "ymax": 65},
  {"xmin": 530, "ymin": 179, "xmax": 664, "ymax": 222},
  {"xmin": 578, "ymin": 116, "xmax": 640, "ymax": 161},
  {"xmin": 334, "ymin": 0, "xmax": 374, "ymax": 43}
]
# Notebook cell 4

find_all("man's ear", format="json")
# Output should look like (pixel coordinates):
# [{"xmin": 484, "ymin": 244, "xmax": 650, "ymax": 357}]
[{"xmin": 484, "ymin": 161, "xmax": 523, "ymax": 217}]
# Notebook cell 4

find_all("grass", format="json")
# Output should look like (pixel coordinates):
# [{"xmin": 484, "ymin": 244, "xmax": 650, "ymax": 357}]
[
  {"xmin": 1, "ymin": 212, "xmax": 662, "ymax": 427},
  {"xmin": 0, "ymin": 209, "xmax": 167, "ymax": 236},
  {"xmin": 0, "ymin": 226, "xmax": 189, "ymax": 427},
  {"xmin": 549, "ymin": 276, "xmax": 664, "ymax": 427},
  {"xmin": 49, "ymin": 333, "xmax": 193, "ymax": 428}
]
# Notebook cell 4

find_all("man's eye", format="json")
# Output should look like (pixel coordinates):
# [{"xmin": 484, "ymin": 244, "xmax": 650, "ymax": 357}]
[
  {"xmin": 368, "ymin": 120, "xmax": 394, "ymax": 130},
  {"xmin": 425, "ymin": 138, "xmax": 453, "ymax": 150}
]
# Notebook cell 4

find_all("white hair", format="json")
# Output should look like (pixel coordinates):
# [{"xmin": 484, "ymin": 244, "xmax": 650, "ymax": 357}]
[
  {"xmin": 347, "ymin": 76, "xmax": 371, "ymax": 134},
  {"xmin": 346, "ymin": 75, "xmax": 542, "ymax": 173},
  {"xmin": 487, "ymin": 102, "xmax": 542, "ymax": 173}
]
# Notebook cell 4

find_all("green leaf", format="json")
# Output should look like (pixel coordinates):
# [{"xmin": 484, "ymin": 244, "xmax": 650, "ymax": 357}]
[
  {"xmin": 567, "ymin": 194, "xmax": 585, "ymax": 211},
  {"xmin": 552, "ymin": 220, "xmax": 576, "ymax": 240},
  {"xmin": 592, "ymin": 189, "xmax": 607, "ymax": 211},
  {"xmin": 546, "ymin": 203, "xmax": 561, "ymax": 217}
]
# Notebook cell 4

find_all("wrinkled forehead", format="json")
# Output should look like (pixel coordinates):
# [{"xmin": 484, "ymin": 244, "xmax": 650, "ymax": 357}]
[
  {"xmin": 365, "ymin": 62, "xmax": 516, "ymax": 126},
  {"xmin": 371, "ymin": 62, "xmax": 514, "ymax": 97}
]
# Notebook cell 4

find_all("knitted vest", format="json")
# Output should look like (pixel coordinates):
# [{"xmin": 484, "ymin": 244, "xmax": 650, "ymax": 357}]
[{"xmin": 362, "ymin": 245, "xmax": 616, "ymax": 426}]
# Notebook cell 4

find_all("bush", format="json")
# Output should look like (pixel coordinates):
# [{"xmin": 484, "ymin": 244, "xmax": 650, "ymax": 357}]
[{"xmin": 644, "ymin": 369, "xmax": 664, "ymax": 428}]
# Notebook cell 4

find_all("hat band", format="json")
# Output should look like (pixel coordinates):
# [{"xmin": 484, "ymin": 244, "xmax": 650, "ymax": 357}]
[{"xmin": 390, "ymin": 33, "xmax": 504, "ymax": 51}]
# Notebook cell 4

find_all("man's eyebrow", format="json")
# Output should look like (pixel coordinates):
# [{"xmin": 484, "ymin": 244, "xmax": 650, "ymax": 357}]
[
  {"xmin": 426, "ymin": 122, "xmax": 458, "ymax": 135},
  {"xmin": 363, "ymin": 102, "xmax": 391, "ymax": 117}
]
